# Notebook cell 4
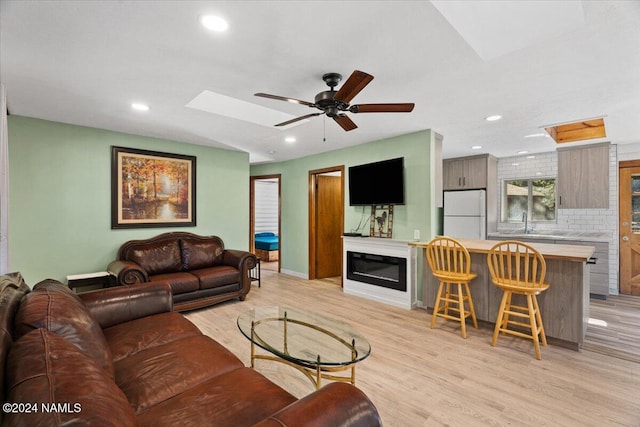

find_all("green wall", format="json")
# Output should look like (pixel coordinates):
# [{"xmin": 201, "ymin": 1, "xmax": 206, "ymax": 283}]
[
  {"xmin": 251, "ymin": 130, "xmax": 434, "ymax": 278},
  {"xmin": 8, "ymin": 116, "xmax": 250, "ymax": 285}
]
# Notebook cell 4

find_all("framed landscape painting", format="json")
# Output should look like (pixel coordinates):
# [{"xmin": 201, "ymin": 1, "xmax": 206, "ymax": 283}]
[{"xmin": 111, "ymin": 146, "xmax": 196, "ymax": 228}]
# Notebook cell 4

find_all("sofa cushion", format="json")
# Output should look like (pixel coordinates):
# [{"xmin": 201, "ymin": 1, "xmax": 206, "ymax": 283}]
[
  {"xmin": 104, "ymin": 311, "xmax": 202, "ymax": 362},
  {"xmin": 191, "ymin": 266, "xmax": 240, "ymax": 290},
  {"xmin": 136, "ymin": 367, "xmax": 297, "ymax": 427},
  {"xmin": 115, "ymin": 334, "xmax": 244, "ymax": 414},
  {"xmin": 149, "ymin": 272, "xmax": 199, "ymax": 294},
  {"xmin": 181, "ymin": 238, "xmax": 224, "ymax": 270},
  {"xmin": 5, "ymin": 329, "xmax": 136, "ymax": 427},
  {"xmin": 128, "ymin": 240, "xmax": 183, "ymax": 276},
  {"xmin": 14, "ymin": 281, "xmax": 115, "ymax": 379}
]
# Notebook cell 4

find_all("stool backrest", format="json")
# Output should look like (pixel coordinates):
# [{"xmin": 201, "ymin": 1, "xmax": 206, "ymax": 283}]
[
  {"xmin": 425, "ymin": 237, "xmax": 471, "ymax": 275},
  {"xmin": 487, "ymin": 241, "xmax": 546, "ymax": 289}
]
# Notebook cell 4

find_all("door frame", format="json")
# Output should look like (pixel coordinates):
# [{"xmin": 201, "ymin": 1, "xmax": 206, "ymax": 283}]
[
  {"xmin": 308, "ymin": 165, "xmax": 345, "ymax": 281},
  {"xmin": 250, "ymin": 174, "xmax": 281, "ymax": 273}
]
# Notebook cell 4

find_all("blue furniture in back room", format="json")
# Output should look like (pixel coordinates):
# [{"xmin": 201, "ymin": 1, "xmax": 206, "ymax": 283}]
[{"xmin": 255, "ymin": 232, "xmax": 279, "ymax": 262}]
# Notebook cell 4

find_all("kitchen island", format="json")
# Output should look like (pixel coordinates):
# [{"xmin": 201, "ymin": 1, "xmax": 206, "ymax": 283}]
[{"xmin": 410, "ymin": 238, "xmax": 595, "ymax": 350}]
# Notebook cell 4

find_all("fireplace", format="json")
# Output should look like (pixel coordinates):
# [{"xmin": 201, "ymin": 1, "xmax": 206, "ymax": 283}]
[
  {"xmin": 342, "ymin": 237, "xmax": 416, "ymax": 309},
  {"xmin": 346, "ymin": 251, "xmax": 407, "ymax": 292}
]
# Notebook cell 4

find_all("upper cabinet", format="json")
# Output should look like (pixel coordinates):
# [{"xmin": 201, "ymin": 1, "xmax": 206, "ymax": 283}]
[
  {"xmin": 443, "ymin": 154, "xmax": 495, "ymax": 190},
  {"xmin": 557, "ymin": 143, "xmax": 610, "ymax": 209}
]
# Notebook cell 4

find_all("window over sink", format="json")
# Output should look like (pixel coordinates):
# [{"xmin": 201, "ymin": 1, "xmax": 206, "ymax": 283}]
[{"xmin": 502, "ymin": 178, "xmax": 556, "ymax": 223}]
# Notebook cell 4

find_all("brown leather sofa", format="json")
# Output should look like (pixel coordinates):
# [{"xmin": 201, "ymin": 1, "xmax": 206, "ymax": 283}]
[
  {"xmin": 0, "ymin": 272, "xmax": 383, "ymax": 427},
  {"xmin": 107, "ymin": 232, "xmax": 257, "ymax": 312}
]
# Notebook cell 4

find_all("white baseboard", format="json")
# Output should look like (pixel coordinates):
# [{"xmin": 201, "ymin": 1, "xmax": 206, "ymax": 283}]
[{"xmin": 280, "ymin": 269, "xmax": 309, "ymax": 280}]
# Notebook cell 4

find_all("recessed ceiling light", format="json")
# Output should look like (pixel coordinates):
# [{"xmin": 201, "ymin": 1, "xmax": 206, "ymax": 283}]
[
  {"xmin": 471, "ymin": 145, "xmax": 482, "ymax": 150},
  {"xmin": 536, "ymin": 172, "xmax": 542, "ymax": 175},
  {"xmin": 285, "ymin": 136, "xmax": 296, "ymax": 143},
  {"xmin": 485, "ymin": 115, "xmax": 502, "ymax": 122},
  {"xmin": 517, "ymin": 150, "xmax": 529, "ymax": 155},
  {"xmin": 527, "ymin": 155, "xmax": 536, "ymax": 159},
  {"xmin": 131, "ymin": 103, "xmax": 149, "ymax": 111},
  {"xmin": 200, "ymin": 15, "xmax": 229, "ymax": 32},
  {"xmin": 524, "ymin": 133, "xmax": 546, "ymax": 138},
  {"xmin": 511, "ymin": 163, "xmax": 519, "ymax": 166}
]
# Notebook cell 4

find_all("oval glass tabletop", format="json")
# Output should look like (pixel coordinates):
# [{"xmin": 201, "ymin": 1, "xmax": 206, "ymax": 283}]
[{"xmin": 237, "ymin": 306, "xmax": 371, "ymax": 368}]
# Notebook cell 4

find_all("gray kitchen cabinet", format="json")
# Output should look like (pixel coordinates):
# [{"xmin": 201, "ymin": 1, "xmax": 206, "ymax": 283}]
[
  {"xmin": 557, "ymin": 143, "xmax": 609, "ymax": 209},
  {"xmin": 443, "ymin": 154, "xmax": 495, "ymax": 190},
  {"xmin": 563, "ymin": 240, "xmax": 609, "ymax": 296}
]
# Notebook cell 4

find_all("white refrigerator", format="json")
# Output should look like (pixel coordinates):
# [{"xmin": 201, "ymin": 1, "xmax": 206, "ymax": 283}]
[{"xmin": 443, "ymin": 190, "xmax": 486, "ymax": 240}]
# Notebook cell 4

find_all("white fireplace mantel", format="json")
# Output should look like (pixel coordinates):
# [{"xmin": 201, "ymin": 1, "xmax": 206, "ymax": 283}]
[{"xmin": 342, "ymin": 237, "xmax": 417, "ymax": 309}]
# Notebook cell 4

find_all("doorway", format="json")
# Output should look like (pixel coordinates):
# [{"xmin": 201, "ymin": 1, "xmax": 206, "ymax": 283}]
[
  {"xmin": 250, "ymin": 175, "xmax": 281, "ymax": 273},
  {"xmin": 619, "ymin": 160, "xmax": 640, "ymax": 295},
  {"xmin": 308, "ymin": 166, "xmax": 344, "ymax": 281}
]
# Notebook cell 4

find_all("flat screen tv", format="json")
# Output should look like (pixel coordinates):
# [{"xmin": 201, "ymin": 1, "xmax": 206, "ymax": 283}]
[{"xmin": 348, "ymin": 157, "xmax": 405, "ymax": 206}]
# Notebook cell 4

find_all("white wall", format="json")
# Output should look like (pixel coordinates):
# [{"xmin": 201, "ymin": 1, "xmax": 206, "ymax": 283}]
[
  {"xmin": 496, "ymin": 146, "xmax": 618, "ymax": 294},
  {"xmin": 254, "ymin": 180, "xmax": 279, "ymax": 234}
]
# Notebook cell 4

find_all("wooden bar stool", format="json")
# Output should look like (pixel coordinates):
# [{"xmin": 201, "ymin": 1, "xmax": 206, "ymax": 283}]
[
  {"xmin": 425, "ymin": 237, "xmax": 478, "ymax": 338},
  {"xmin": 487, "ymin": 241, "xmax": 549, "ymax": 360}
]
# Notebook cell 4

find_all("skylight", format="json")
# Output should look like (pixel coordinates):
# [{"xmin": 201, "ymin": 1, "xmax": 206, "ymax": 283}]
[{"xmin": 185, "ymin": 90, "xmax": 309, "ymax": 129}]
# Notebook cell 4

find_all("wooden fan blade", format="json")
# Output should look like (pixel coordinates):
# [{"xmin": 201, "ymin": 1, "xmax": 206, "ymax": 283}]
[
  {"xmin": 275, "ymin": 113, "xmax": 321, "ymax": 127},
  {"xmin": 350, "ymin": 103, "xmax": 415, "ymax": 113},
  {"xmin": 333, "ymin": 114, "xmax": 358, "ymax": 131},
  {"xmin": 255, "ymin": 93, "xmax": 315, "ymax": 107},
  {"xmin": 333, "ymin": 70, "xmax": 374, "ymax": 103}
]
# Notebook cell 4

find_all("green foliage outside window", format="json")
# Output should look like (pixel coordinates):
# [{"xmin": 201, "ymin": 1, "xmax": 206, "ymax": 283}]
[{"xmin": 503, "ymin": 178, "xmax": 556, "ymax": 222}]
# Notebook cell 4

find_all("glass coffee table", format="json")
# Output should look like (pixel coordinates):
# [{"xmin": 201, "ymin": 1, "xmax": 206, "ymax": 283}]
[{"xmin": 237, "ymin": 306, "xmax": 371, "ymax": 390}]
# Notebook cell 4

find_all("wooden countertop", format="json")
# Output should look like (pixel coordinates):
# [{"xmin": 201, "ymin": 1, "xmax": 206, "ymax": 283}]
[{"xmin": 409, "ymin": 238, "xmax": 595, "ymax": 262}]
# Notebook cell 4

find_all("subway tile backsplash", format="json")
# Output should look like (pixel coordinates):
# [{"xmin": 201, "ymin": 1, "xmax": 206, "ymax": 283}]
[{"xmin": 496, "ymin": 146, "xmax": 618, "ymax": 294}]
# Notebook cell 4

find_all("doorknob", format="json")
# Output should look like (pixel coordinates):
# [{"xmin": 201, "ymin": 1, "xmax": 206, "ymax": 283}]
[{"xmin": 622, "ymin": 236, "xmax": 630, "ymax": 241}]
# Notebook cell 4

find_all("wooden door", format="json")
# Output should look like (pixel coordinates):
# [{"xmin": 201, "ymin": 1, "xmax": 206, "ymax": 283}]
[
  {"xmin": 619, "ymin": 161, "xmax": 640, "ymax": 295},
  {"xmin": 316, "ymin": 175, "xmax": 342, "ymax": 278}
]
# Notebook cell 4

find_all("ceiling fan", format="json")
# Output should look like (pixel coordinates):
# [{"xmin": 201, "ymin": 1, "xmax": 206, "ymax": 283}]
[{"xmin": 255, "ymin": 70, "xmax": 415, "ymax": 131}]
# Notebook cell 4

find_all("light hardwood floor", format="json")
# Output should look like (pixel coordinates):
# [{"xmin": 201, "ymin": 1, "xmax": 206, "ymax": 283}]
[
  {"xmin": 584, "ymin": 294, "xmax": 640, "ymax": 364},
  {"xmin": 185, "ymin": 271, "xmax": 640, "ymax": 427}
]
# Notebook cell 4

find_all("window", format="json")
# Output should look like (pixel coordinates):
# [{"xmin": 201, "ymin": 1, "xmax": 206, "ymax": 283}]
[{"xmin": 503, "ymin": 178, "xmax": 556, "ymax": 222}]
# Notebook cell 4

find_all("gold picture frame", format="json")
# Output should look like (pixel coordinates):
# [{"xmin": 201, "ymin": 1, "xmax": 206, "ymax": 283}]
[{"xmin": 111, "ymin": 146, "xmax": 196, "ymax": 228}]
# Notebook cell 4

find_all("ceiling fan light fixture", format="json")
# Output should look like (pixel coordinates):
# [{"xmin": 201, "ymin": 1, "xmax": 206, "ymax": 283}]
[{"xmin": 200, "ymin": 15, "xmax": 229, "ymax": 32}]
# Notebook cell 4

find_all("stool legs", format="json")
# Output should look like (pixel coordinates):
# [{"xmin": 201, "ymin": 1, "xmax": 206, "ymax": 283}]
[
  {"xmin": 431, "ymin": 280, "xmax": 477, "ymax": 339},
  {"xmin": 492, "ymin": 291, "xmax": 548, "ymax": 360}
]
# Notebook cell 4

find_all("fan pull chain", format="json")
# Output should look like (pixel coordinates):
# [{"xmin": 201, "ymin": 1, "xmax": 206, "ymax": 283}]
[{"xmin": 323, "ymin": 115, "xmax": 326, "ymax": 142}]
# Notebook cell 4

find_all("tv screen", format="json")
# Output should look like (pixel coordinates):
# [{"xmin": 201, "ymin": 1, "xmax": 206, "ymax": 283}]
[{"xmin": 348, "ymin": 157, "xmax": 405, "ymax": 206}]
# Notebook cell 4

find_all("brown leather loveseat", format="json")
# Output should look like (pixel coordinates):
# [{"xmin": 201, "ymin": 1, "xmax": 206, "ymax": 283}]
[
  {"xmin": 108, "ymin": 232, "xmax": 256, "ymax": 312},
  {"xmin": 0, "ymin": 272, "xmax": 382, "ymax": 426}
]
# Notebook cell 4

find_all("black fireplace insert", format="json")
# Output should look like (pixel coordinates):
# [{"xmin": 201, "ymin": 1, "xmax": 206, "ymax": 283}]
[{"xmin": 346, "ymin": 251, "xmax": 407, "ymax": 292}]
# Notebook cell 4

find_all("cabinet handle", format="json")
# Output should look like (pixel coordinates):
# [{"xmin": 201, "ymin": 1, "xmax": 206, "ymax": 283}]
[
  {"xmin": 559, "ymin": 195, "xmax": 562, "ymax": 206},
  {"xmin": 458, "ymin": 177, "xmax": 461, "ymax": 186},
  {"xmin": 463, "ymin": 177, "xmax": 466, "ymax": 186}
]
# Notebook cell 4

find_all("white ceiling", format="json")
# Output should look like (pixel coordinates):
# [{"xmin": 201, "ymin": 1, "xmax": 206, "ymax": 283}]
[{"xmin": 1, "ymin": 1, "xmax": 639, "ymax": 164}]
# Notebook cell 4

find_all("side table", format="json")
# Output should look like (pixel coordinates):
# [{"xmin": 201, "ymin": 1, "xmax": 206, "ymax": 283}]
[
  {"xmin": 250, "ymin": 257, "xmax": 261, "ymax": 287},
  {"xmin": 67, "ymin": 271, "xmax": 116, "ymax": 293}
]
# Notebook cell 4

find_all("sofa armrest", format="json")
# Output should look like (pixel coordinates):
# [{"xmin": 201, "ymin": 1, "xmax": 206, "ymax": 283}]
[
  {"xmin": 222, "ymin": 249, "xmax": 257, "ymax": 271},
  {"xmin": 252, "ymin": 382, "xmax": 382, "ymax": 427},
  {"xmin": 223, "ymin": 250, "xmax": 257, "ymax": 300},
  {"xmin": 107, "ymin": 259, "xmax": 148, "ymax": 285},
  {"xmin": 78, "ymin": 281, "xmax": 173, "ymax": 329}
]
